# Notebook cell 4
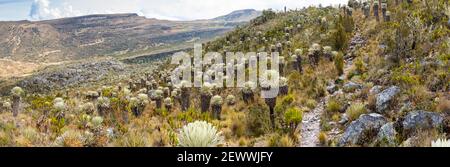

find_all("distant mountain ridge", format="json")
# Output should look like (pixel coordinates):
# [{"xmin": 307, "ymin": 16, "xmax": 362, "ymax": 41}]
[
  {"xmin": 212, "ymin": 9, "xmax": 262, "ymax": 22},
  {"xmin": 0, "ymin": 10, "xmax": 261, "ymax": 62}
]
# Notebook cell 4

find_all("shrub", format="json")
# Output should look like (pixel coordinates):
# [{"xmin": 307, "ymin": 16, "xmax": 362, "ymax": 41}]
[
  {"xmin": 331, "ymin": 18, "xmax": 349, "ymax": 51},
  {"xmin": 241, "ymin": 82, "xmax": 255, "ymax": 103},
  {"xmin": 91, "ymin": 116, "xmax": 103, "ymax": 129},
  {"xmin": 279, "ymin": 135, "xmax": 294, "ymax": 147},
  {"xmin": 96, "ymin": 96, "xmax": 110, "ymax": 116},
  {"xmin": 334, "ymin": 51, "xmax": 344, "ymax": 76},
  {"xmin": 229, "ymin": 112, "xmax": 247, "ymax": 138},
  {"xmin": 436, "ymin": 98, "xmax": 450, "ymax": 113},
  {"xmin": 346, "ymin": 103, "xmax": 367, "ymax": 121},
  {"xmin": 164, "ymin": 97, "xmax": 173, "ymax": 111},
  {"xmin": 326, "ymin": 99, "xmax": 341, "ymax": 113},
  {"xmin": 285, "ymin": 107, "xmax": 303, "ymax": 125},
  {"xmin": 226, "ymin": 95, "xmax": 236, "ymax": 105},
  {"xmin": 406, "ymin": 85, "xmax": 433, "ymax": 111},
  {"xmin": 151, "ymin": 89, "xmax": 164, "ymax": 109},
  {"xmin": 318, "ymin": 132, "xmax": 328, "ymax": 146},
  {"xmin": 211, "ymin": 95, "xmax": 223, "ymax": 120},
  {"xmin": 115, "ymin": 130, "xmax": 149, "ymax": 147},
  {"xmin": 21, "ymin": 127, "xmax": 39, "ymax": 145},
  {"xmin": 200, "ymin": 85, "xmax": 213, "ymax": 112},
  {"xmin": 305, "ymin": 99, "xmax": 317, "ymax": 109},
  {"xmin": 81, "ymin": 102, "xmax": 95, "ymax": 115},
  {"xmin": 11, "ymin": 86, "xmax": 24, "ymax": 117},
  {"xmin": 247, "ymin": 104, "xmax": 271, "ymax": 136},
  {"xmin": 268, "ymin": 133, "xmax": 294, "ymax": 147},
  {"xmin": 287, "ymin": 71, "xmax": 301, "ymax": 90},
  {"xmin": 281, "ymin": 94, "xmax": 295, "ymax": 106},
  {"xmin": 284, "ymin": 107, "xmax": 303, "ymax": 135},
  {"xmin": 53, "ymin": 98, "xmax": 66, "ymax": 112},
  {"xmin": 11, "ymin": 86, "xmax": 24, "ymax": 97},
  {"xmin": 354, "ymin": 57, "xmax": 366, "ymax": 74},
  {"xmin": 2, "ymin": 101, "xmax": 11, "ymax": 112},
  {"xmin": 279, "ymin": 77, "xmax": 289, "ymax": 95},
  {"xmin": 238, "ymin": 137, "xmax": 249, "ymax": 147},
  {"xmin": 177, "ymin": 121, "xmax": 223, "ymax": 147}
]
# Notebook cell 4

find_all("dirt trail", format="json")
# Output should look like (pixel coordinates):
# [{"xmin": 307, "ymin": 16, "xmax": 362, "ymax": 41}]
[
  {"xmin": 299, "ymin": 30, "xmax": 364, "ymax": 147},
  {"xmin": 299, "ymin": 96, "xmax": 329, "ymax": 147}
]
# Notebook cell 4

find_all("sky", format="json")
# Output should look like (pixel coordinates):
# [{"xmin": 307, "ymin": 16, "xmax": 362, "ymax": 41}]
[{"xmin": 0, "ymin": 0, "xmax": 348, "ymax": 21}]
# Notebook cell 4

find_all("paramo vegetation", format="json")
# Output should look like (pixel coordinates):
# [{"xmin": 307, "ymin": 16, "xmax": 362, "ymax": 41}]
[{"xmin": 0, "ymin": 0, "xmax": 449, "ymax": 147}]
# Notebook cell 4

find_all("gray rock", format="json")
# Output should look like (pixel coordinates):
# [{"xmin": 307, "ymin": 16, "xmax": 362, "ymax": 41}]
[
  {"xmin": 343, "ymin": 82, "xmax": 363, "ymax": 93},
  {"xmin": 327, "ymin": 83, "xmax": 338, "ymax": 94},
  {"xmin": 106, "ymin": 128, "xmax": 115, "ymax": 139},
  {"xmin": 376, "ymin": 122, "xmax": 397, "ymax": 146},
  {"xmin": 369, "ymin": 85, "xmax": 382, "ymax": 95},
  {"xmin": 402, "ymin": 110, "xmax": 444, "ymax": 137},
  {"xmin": 339, "ymin": 102, "xmax": 350, "ymax": 113},
  {"xmin": 338, "ymin": 113, "xmax": 387, "ymax": 146},
  {"xmin": 339, "ymin": 113, "xmax": 349, "ymax": 125},
  {"xmin": 376, "ymin": 86, "xmax": 400, "ymax": 114}
]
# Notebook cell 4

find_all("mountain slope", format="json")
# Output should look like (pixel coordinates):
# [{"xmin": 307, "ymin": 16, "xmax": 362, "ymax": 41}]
[
  {"xmin": 212, "ymin": 9, "xmax": 262, "ymax": 22},
  {"xmin": 0, "ymin": 11, "xmax": 259, "ymax": 63}
]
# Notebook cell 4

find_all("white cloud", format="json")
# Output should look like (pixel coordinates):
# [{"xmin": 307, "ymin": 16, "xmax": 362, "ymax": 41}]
[
  {"xmin": 29, "ymin": 0, "xmax": 83, "ymax": 20},
  {"xmin": 28, "ymin": 0, "xmax": 349, "ymax": 21}
]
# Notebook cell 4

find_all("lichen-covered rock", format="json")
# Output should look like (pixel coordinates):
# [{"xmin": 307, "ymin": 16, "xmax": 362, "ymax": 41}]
[
  {"xmin": 376, "ymin": 86, "xmax": 400, "ymax": 114},
  {"xmin": 343, "ymin": 82, "xmax": 362, "ymax": 93},
  {"xmin": 402, "ymin": 110, "xmax": 444, "ymax": 137},
  {"xmin": 369, "ymin": 85, "xmax": 382, "ymax": 95},
  {"xmin": 327, "ymin": 83, "xmax": 338, "ymax": 94},
  {"xmin": 338, "ymin": 113, "xmax": 387, "ymax": 146},
  {"xmin": 375, "ymin": 122, "xmax": 397, "ymax": 147}
]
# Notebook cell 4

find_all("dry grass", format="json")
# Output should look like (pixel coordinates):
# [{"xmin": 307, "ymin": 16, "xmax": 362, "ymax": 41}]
[
  {"xmin": 0, "ymin": 59, "xmax": 42, "ymax": 78},
  {"xmin": 346, "ymin": 102, "xmax": 367, "ymax": 121},
  {"xmin": 436, "ymin": 98, "xmax": 450, "ymax": 113}
]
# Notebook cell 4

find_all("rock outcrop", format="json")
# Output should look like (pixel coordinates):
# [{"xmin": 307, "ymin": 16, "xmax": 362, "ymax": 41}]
[
  {"xmin": 376, "ymin": 86, "xmax": 400, "ymax": 114},
  {"xmin": 401, "ymin": 110, "xmax": 444, "ymax": 137},
  {"xmin": 338, "ymin": 113, "xmax": 387, "ymax": 146}
]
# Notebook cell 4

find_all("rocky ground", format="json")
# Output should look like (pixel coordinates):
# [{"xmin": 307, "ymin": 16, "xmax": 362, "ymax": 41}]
[
  {"xmin": 299, "ymin": 30, "xmax": 363, "ymax": 147},
  {"xmin": 300, "ymin": 97, "xmax": 328, "ymax": 147}
]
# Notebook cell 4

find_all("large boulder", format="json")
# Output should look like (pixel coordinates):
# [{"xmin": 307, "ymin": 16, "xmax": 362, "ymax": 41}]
[
  {"xmin": 402, "ymin": 110, "xmax": 444, "ymax": 137},
  {"xmin": 338, "ymin": 113, "xmax": 387, "ymax": 146},
  {"xmin": 376, "ymin": 86, "xmax": 400, "ymax": 114},
  {"xmin": 375, "ymin": 122, "xmax": 397, "ymax": 147}
]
